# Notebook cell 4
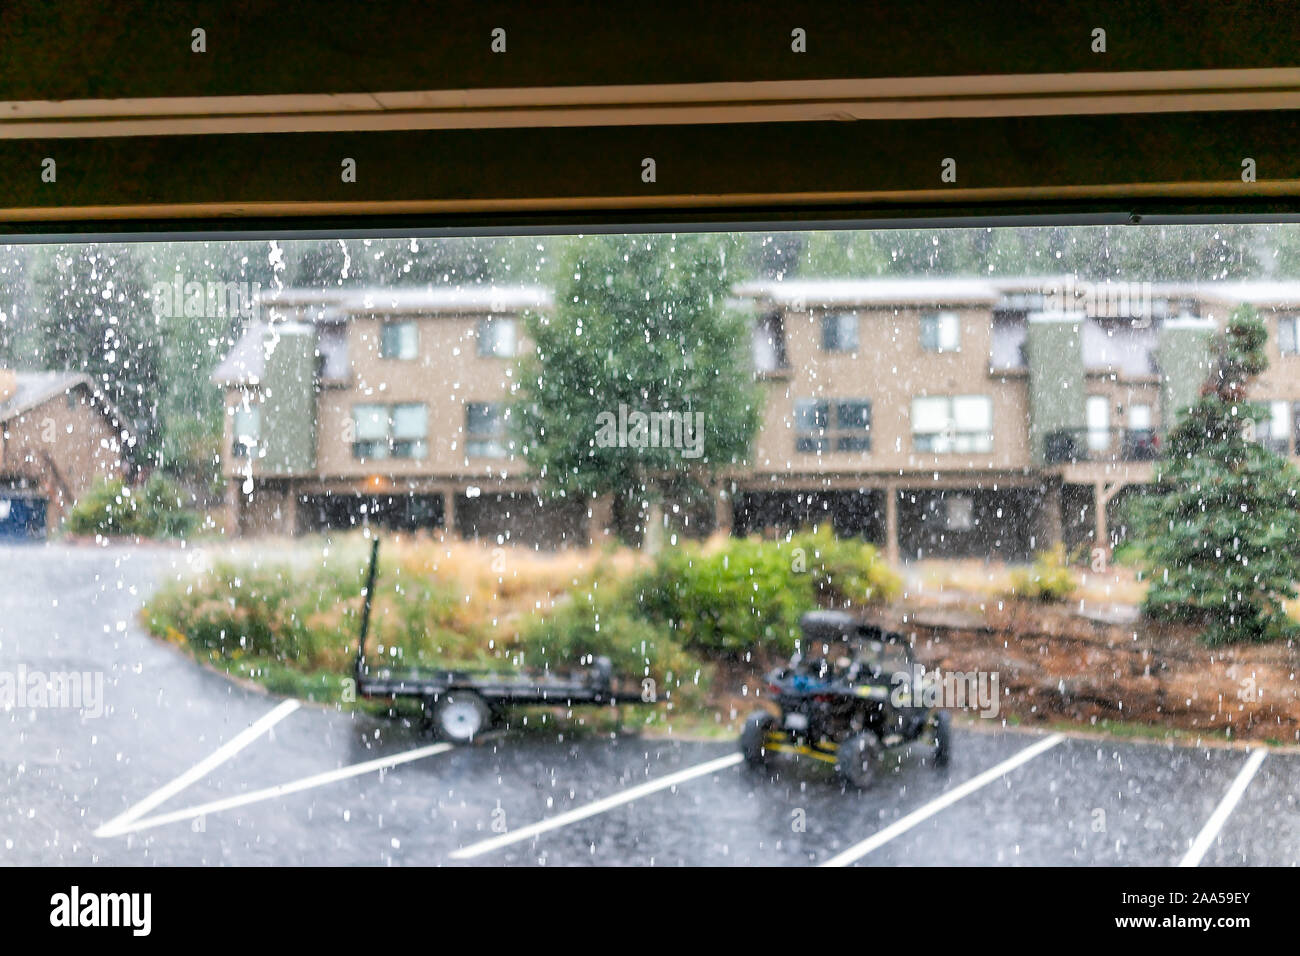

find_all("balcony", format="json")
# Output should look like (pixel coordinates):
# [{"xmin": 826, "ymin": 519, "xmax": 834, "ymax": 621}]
[
  {"xmin": 1043, "ymin": 427, "xmax": 1161, "ymax": 483},
  {"xmin": 1044, "ymin": 427, "xmax": 1162, "ymax": 465}
]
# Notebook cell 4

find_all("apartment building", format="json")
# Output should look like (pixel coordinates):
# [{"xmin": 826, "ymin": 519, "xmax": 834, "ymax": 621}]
[
  {"xmin": 211, "ymin": 286, "xmax": 589, "ymax": 544},
  {"xmin": 212, "ymin": 277, "xmax": 1300, "ymax": 560}
]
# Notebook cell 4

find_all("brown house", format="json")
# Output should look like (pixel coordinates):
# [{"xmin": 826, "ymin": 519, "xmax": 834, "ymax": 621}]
[{"xmin": 0, "ymin": 370, "xmax": 132, "ymax": 538}]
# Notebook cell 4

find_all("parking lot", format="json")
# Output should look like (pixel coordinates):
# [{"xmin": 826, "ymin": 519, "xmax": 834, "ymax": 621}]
[{"xmin": 3, "ymin": 544, "xmax": 1297, "ymax": 867}]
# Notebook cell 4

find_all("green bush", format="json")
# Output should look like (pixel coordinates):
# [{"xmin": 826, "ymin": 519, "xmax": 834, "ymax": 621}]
[
  {"xmin": 67, "ymin": 475, "xmax": 199, "ymax": 539},
  {"xmin": 635, "ymin": 527, "xmax": 901, "ymax": 657},
  {"xmin": 513, "ymin": 579, "xmax": 708, "ymax": 706},
  {"xmin": 1005, "ymin": 545, "xmax": 1078, "ymax": 602},
  {"xmin": 145, "ymin": 552, "xmax": 483, "ymax": 673}
]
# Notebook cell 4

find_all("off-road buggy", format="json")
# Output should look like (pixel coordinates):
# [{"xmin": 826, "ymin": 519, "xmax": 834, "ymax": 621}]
[{"xmin": 740, "ymin": 610, "xmax": 951, "ymax": 788}]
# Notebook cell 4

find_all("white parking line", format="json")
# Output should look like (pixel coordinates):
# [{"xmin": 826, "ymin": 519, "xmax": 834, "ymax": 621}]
[
  {"xmin": 820, "ymin": 733, "xmax": 1065, "ymax": 867},
  {"xmin": 99, "ymin": 741, "xmax": 454, "ymax": 836},
  {"xmin": 94, "ymin": 699, "xmax": 301, "ymax": 838},
  {"xmin": 450, "ymin": 751, "xmax": 744, "ymax": 860},
  {"xmin": 1179, "ymin": 748, "xmax": 1267, "ymax": 868}
]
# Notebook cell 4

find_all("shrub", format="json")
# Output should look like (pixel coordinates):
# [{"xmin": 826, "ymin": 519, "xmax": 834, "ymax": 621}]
[
  {"xmin": 67, "ymin": 475, "xmax": 198, "ymax": 539},
  {"xmin": 635, "ymin": 527, "xmax": 901, "ymax": 657},
  {"xmin": 513, "ymin": 579, "xmax": 708, "ymax": 707},
  {"xmin": 1005, "ymin": 545, "xmax": 1078, "ymax": 602}
]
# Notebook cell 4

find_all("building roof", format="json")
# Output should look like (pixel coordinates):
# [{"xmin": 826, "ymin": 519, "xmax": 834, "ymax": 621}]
[
  {"xmin": 256, "ymin": 284, "xmax": 553, "ymax": 317},
  {"xmin": 733, "ymin": 277, "xmax": 1002, "ymax": 307},
  {"xmin": 0, "ymin": 371, "xmax": 88, "ymax": 421},
  {"xmin": 0, "ymin": 371, "xmax": 134, "ymax": 443}
]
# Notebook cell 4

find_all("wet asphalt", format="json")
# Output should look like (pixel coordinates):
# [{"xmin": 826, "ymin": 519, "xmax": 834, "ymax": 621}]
[{"xmin": 1, "ymin": 544, "xmax": 1296, "ymax": 867}]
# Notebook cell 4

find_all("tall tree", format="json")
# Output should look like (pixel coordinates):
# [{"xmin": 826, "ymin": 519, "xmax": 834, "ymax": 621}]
[
  {"xmin": 1134, "ymin": 305, "xmax": 1300, "ymax": 643},
  {"xmin": 31, "ymin": 243, "xmax": 162, "ymax": 462},
  {"xmin": 511, "ymin": 233, "xmax": 762, "ymax": 547}
]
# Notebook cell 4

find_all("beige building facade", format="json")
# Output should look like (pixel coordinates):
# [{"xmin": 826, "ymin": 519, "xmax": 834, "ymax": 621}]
[{"xmin": 213, "ymin": 278, "xmax": 1300, "ymax": 560}]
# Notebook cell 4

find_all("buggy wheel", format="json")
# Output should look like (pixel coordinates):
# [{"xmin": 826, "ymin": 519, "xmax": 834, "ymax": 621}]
[
  {"xmin": 430, "ymin": 690, "xmax": 491, "ymax": 744},
  {"xmin": 836, "ymin": 732, "xmax": 881, "ymax": 789},
  {"xmin": 932, "ymin": 710, "xmax": 952, "ymax": 768},
  {"xmin": 740, "ymin": 710, "xmax": 777, "ymax": 769}
]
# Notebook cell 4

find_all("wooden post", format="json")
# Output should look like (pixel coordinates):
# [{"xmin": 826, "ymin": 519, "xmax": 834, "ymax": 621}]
[
  {"xmin": 1094, "ymin": 482, "xmax": 1109, "ymax": 552},
  {"xmin": 713, "ymin": 485, "xmax": 733, "ymax": 537},
  {"xmin": 1038, "ymin": 478, "xmax": 1063, "ymax": 550},
  {"xmin": 442, "ymin": 489, "xmax": 457, "ymax": 538},
  {"xmin": 588, "ymin": 494, "xmax": 614, "ymax": 546},
  {"xmin": 884, "ymin": 483, "xmax": 901, "ymax": 565}
]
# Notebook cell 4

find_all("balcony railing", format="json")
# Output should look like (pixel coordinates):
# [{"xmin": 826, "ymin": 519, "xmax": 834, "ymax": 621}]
[{"xmin": 1043, "ymin": 427, "xmax": 1162, "ymax": 465}]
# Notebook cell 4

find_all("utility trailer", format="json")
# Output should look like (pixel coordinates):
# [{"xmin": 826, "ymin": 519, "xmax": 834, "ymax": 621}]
[{"xmin": 353, "ymin": 537, "xmax": 644, "ymax": 742}]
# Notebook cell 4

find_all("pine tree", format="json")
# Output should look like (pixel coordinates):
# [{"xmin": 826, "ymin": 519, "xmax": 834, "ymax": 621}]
[
  {"xmin": 1136, "ymin": 305, "xmax": 1300, "ymax": 643},
  {"xmin": 510, "ymin": 233, "xmax": 762, "ymax": 546},
  {"xmin": 32, "ymin": 243, "xmax": 162, "ymax": 463}
]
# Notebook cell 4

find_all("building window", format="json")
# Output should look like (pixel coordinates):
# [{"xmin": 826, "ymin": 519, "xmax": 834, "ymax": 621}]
[
  {"xmin": 466, "ymin": 402, "xmax": 506, "ymax": 457},
  {"xmin": 379, "ymin": 321, "xmax": 419, "ymax": 360},
  {"xmin": 476, "ymin": 317, "xmax": 517, "ymax": 358},
  {"xmin": 1086, "ymin": 395, "xmax": 1111, "ymax": 452},
  {"xmin": 231, "ymin": 404, "xmax": 261, "ymax": 459},
  {"xmin": 945, "ymin": 495, "xmax": 975, "ymax": 531},
  {"xmin": 391, "ymin": 404, "xmax": 428, "ymax": 459},
  {"xmin": 920, "ymin": 311, "xmax": 962, "ymax": 352},
  {"xmin": 1260, "ymin": 400, "xmax": 1292, "ymax": 456},
  {"xmin": 833, "ymin": 400, "xmax": 872, "ymax": 451},
  {"xmin": 794, "ymin": 399, "xmax": 829, "ymax": 453},
  {"xmin": 794, "ymin": 398, "xmax": 871, "ymax": 453},
  {"xmin": 912, "ymin": 395, "xmax": 993, "ymax": 453},
  {"xmin": 1278, "ymin": 315, "xmax": 1300, "ymax": 356},
  {"xmin": 821, "ymin": 312, "xmax": 859, "ymax": 353},
  {"xmin": 352, "ymin": 403, "xmax": 427, "ymax": 460},
  {"xmin": 753, "ymin": 313, "xmax": 788, "ymax": 372}
]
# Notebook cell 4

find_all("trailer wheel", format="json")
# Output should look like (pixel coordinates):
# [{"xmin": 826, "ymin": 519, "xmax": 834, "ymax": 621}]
[
  {"xmin": 740, "ymin": 710, "xmax": 777, "ymax": 769},
  {"xmin": 430, "ymin": 691, "xmax": 491, "ymax": 744},
  {"xmin": 836, "ymin": 732, "xmax": 881, "ymax": 790}
]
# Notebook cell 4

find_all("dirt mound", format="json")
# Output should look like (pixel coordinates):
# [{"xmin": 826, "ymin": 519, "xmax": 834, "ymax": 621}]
[{"xmin": 896, "ymin": 602, "xmax": 1300, "ymax": 744}]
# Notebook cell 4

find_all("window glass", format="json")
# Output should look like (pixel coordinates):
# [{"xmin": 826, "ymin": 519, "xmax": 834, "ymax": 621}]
[
  {"xmin": 921, "ymin": 311, "xmax": 961, "ymax": 352},
  {"xmin": 1087, "ymin": 395, "xmax": 1111, "ymax": 451},
  {"xmin": 821, "ymin": 312, "xmax": 859, "ymax": 352},
  {"xmin": 466, "ymin": 402, "xmax": 505, "ymax": 457},
  {"xmin": 380, "ymin": 321, "xmax": 418, "ymax": 359},
  {"xmin": 477, "ymin": 317, "xmax": 517, "ymax": 357}
]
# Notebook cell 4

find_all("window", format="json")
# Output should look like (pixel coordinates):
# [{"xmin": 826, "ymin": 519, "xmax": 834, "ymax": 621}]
[
  {"xmin": 821, "ymin": 312, "xmax": 859, "ymax": 352},
  {"xmin": 466, "ymin": 402, "xmax": 506, "ymax": 457},
  {"xmin": 794, "ymin": 399, "xmax": 871, "ymax": 453},
  {"xmin": 833, "ymin": 401, "xmax": 872, "ymax": 451},
  {"xmin": 753, "ymin": 313, "xmax": 788, "ymax": 372},
  {"xmin": 945, "ymin": 495, "xmax": 975, "ymax": 531},
  {"xmin": 1086, "ymin": 395, "xmax": 1111, "ymax": 452},
  {"xmin": 1278, "ymin": 315, "xmax": 1300, "ymax": 356},
  {"xmin": 912, "ymin": 395, "xmax": 993, "ymax": 453},
  {"xmin": 794, "ymin": 399, "xmax": 829, "ymax": 453},
  {"xmin": 476, "ymin": 317, "xmax": 517, "ymax": 357},
  {"xmin": 352, "ymin": 403, "xmax": 427, "ymax": 460},
  {"xmin": 920, "ymin": 311, "xmax": 961, "ymax": 352},
  {"xmin": 1260, "ymin": 400, "xmax": 1291, "ymax": 456},
  {"xmin": 380, "ymin": 321, "xmax": 418, "ymax": 359},
  {"xmin": 1127, "ymin": 403, "xmax": 1153, "ymax": 432},
  {"xmin": 231, "ymin": 404, "xmax": 261, "ymax": 458},
  {"xmin": 391, "ymin": 404, "xmax": 428, "ymax": 459}
]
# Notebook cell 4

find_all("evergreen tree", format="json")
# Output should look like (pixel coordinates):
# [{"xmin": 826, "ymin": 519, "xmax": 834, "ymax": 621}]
[
  {"xmin": 1135, "ymin": 305, "xmax": 1300, "ymax": 643},
  {"xmin": 510, "ymin": 233, "xmax": 762, "ymax": 547},
  {"xmin": 31, "ymin": 243, "xmax": 162, "ymax": 462}
]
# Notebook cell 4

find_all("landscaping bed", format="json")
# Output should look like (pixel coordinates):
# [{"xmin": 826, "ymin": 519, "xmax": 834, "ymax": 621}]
[{"xmin": 885, "ymin": 599, "xmax": 1300, "ymax": 745}]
